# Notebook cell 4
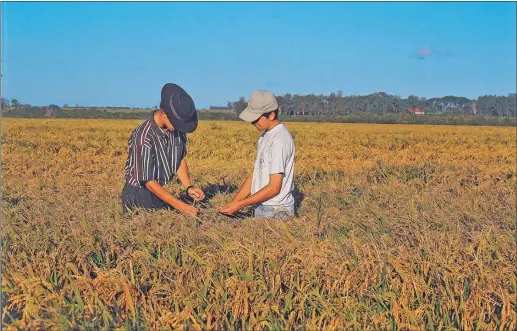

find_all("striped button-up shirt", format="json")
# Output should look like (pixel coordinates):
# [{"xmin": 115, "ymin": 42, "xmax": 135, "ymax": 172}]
[{"xmin": 125, "ymin": 116, "xmax": 187, "ymax": 188}]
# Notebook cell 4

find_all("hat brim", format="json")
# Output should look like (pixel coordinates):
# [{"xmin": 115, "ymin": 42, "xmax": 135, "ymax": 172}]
[
  {"xmin": 239, "ymin": 107, "xmax": 263, "ymax": 122},
  {"xmin": 170, "ymin": 111, "xmax": 198, "ymax": 133}
]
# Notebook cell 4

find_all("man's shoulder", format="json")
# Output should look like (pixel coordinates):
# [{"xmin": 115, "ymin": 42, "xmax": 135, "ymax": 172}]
[
  {"xmin": 281, "ymin": 124, "xmax": 294, "ymax": 137},
  {"xmin": 131, "ymin": 118, "xmax": 154, "ymax": 146},
  {"xmin": 274, "ymin": 124, "xmax": 294, "ymax": 143},
  {"xmin": 132, "ymin": 117, "xmax": 152, "ymax": 132}
]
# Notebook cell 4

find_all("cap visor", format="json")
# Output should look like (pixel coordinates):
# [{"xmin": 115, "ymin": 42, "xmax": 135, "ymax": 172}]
[{"xmin": 239, "ymin": 108, "xmax": 262, "ymax": 122}]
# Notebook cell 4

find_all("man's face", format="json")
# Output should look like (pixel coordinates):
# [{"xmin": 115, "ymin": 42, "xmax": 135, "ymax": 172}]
[
  {"xmin": 251, "ymin": 113, "xmax": 272, "ymax": 131},
  {"xmin": 159, "ymin": 111, "xmax": 175, "ymax": 131}
]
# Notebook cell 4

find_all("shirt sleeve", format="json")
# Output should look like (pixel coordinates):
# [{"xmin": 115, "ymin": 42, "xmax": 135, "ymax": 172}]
[
  {"xmin": 134, "ymin": 144, "xmax": 155, "ymax": 186},
  {"xmin": 269, "ymin": 140, "xmax": 292, "ymax": 175}
]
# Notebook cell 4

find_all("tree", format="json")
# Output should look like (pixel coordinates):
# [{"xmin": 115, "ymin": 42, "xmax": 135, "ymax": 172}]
[
  {"xmin": 1, "ymin": 98, "xmax": 9, "ymax": 109},
  {"xmin": 508, "ymin": 93, "xmax": 517, "ymax": 117},
  {"xmin": 11, "ymin": 98, "xmax": 20, "ymax": 109},
  {"xmin": 228, "ymin": 97, "xmax": 247, "ymax": 115},
  {"xmin": 407, "ymin": 95, "xmax": 419, "ymax": 107}
]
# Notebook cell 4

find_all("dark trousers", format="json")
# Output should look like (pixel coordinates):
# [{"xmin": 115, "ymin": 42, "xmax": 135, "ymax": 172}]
[{"xmin": 121, "ymin": 182, "xmax": 171, "ymax": 213}]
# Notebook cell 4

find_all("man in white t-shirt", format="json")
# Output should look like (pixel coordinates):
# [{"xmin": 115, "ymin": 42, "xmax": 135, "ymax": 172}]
[{"xmin": 217, "ymin": 90, "xmax": 295, "ymax": 220}]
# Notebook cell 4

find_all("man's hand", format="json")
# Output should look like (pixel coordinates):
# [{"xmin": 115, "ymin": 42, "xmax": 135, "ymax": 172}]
[
  {"xmin": 187, "ymin": 187, "xmax": 205, "ymax": 201},
  {"xmin": 176, "ymin": 159, "xmax": 206, "ymax": 202},
  {"xmin": 178, "ymin": 203, "xmax": 200, "ymax": 217},
  {"xmin": 145, "ymin": 180, "xmax": 200, "ymax": 217},
  {"xmin": 219, "ymin": 174, "xmax": 283, "ymax": 215},
  {"xmin": 217, "ymin": 201, "xmax": 243, "ymax": 216}
]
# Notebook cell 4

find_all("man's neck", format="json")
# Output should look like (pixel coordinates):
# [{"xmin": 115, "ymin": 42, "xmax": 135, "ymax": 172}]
[
  {"xmin": 265, "ymin": 120, "xmax": 281, "ymax": 132},
  {"xmin": 153, "ymin": 112, "xmax": 161, "ymax": 126},
  {"xmin": 153, "ymin": 113, "xmax": 168, "ymax": 132}
]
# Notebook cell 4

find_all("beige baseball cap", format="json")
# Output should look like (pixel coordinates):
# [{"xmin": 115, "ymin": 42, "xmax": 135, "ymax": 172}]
[{"xmin": 239, "ymin": 90, "xmax": 279, "ymax": 122}]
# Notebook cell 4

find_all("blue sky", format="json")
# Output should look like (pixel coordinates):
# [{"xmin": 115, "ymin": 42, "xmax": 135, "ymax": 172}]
[{"xmin": 1, "ymin": 2, "xmax": 516, "ymax": 108}]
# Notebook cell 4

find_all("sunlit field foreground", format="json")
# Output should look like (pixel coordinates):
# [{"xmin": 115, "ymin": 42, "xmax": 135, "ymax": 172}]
[{"xmin": 2, "ymin": 118, "xmax": 515, "ymax": 330}]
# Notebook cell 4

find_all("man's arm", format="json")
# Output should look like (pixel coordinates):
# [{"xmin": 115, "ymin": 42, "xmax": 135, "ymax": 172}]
[
  {"xmin": 218, "ymin": 174, "xmax": 283, "ymax": 215},
  {"xmin": 231, "ymin": 172, "xmax": 253, "ymax": 203},
  {"xmin": 176, "ymin": 159, "xmax": 205, "ymax": 201},
  {"xmin": 145, "ymin": 180, "xmax": 199, "ymax": 216},
  {"xmin": 176, "ymin": 159, "xmax": 191, "ymax": 187}
]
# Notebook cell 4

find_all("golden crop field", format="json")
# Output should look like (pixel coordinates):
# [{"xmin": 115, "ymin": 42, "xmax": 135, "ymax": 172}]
[{"xmin": 1, "ymin": 118, "xmax": 516, "ymax": 330}]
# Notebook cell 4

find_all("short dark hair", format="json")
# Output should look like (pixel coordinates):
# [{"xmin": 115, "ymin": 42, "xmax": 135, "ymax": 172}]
[
  {"xmin": 152, "ymin": 101, "xmax": 165, "ymax": 114},
  {"xmin": 251, "ymin": 109, "xmax": 280, "ymax": 124},
  {"xmin": 263, "ymin": 109, "xmax": 279, "ymax": 119}
]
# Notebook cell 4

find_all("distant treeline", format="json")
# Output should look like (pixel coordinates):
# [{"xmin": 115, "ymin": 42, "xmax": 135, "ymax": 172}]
[
  {"xmin": 2, "ymin": 105, "xmax": 151, "ymax": 119},
  {"xmin": 228, "ymin": 92, "xmax": 517, "ymax": 117},
  {"xmin": 202, "ymin": 112, "xmax": 516, "ymax": 126},
  {"xmin": 0, "ymin": 104, "xmax": 240, "ymax": 121},
  {"xmin": 2, "ymin": 106, "xmax": 515, "ymax": 126},
  {"xmin": 2, "ymin": 92, "xmax": 516, "ymax": 126}
]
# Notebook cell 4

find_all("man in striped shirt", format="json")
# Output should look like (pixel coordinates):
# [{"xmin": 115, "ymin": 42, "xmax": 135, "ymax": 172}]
[{"xmin": 121, "ymin": 83, "xmax": 204, "ymax": 217}]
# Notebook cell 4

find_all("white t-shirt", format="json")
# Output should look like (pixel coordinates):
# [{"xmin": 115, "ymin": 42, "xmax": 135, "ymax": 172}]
[{"xmin": 251, "ymin": 123, "xmax": 295, "ymax": 211}]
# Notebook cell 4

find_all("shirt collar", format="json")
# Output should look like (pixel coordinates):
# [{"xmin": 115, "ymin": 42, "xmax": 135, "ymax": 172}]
[
  {"xmin": 149, "ymin": 115, "xmax": 170, "ymax": 139},
  {"xmin": 264, "ymin": 122, "xmax": 283, "ymax": 135}
]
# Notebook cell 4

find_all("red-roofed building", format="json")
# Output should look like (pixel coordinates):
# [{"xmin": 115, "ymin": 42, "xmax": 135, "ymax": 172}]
[{"xmin": 407, "ymin": 107, "xmax": 425, "ymax": 115}]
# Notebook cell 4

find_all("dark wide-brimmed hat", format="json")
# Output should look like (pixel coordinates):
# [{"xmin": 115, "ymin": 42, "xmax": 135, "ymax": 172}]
[{"xmin": 160, "ymin": 83, "xmax": 198, "ymax": 133}]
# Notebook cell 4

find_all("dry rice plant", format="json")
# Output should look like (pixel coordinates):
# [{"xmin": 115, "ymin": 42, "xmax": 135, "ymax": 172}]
[{"xmin": 1, "ymin": 118, "xmax": 515, "ymax": 330}]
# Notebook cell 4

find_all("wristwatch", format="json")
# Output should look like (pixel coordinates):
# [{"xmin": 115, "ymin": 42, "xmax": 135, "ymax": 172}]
[{"xmin": 186, "ymin": 185, "xmax": 194, "ymax": 195}]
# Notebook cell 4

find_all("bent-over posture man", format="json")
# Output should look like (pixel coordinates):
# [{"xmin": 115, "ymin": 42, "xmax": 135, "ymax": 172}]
[{"xmin": 122, "ymin": 83, "xmax": 205, "ymax": 216}]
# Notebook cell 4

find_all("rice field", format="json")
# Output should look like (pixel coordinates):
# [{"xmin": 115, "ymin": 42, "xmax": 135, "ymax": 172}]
[{"xmin": 1, "ymin": 118, "xmax": 515, "ymax": 330}]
